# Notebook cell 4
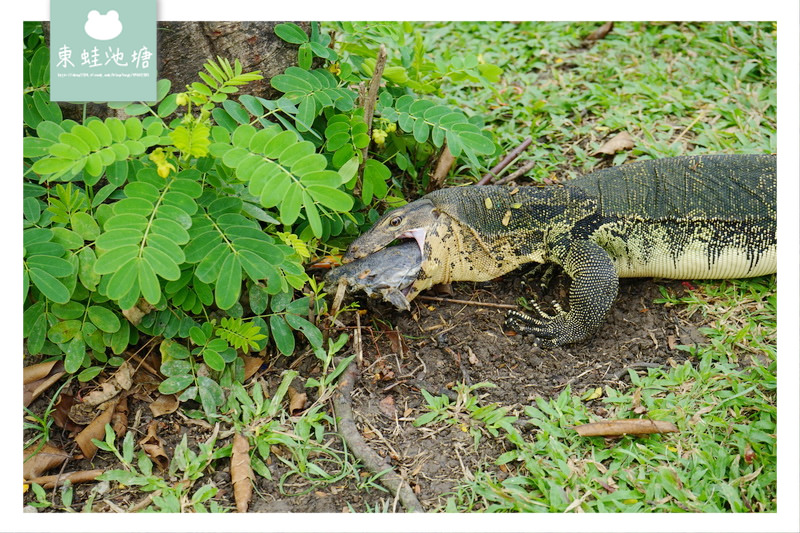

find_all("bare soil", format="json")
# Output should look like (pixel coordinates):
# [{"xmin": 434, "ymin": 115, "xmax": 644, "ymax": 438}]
[{"xmin": 24, "ymin": 267, "xmax": 708, "ymax": 513}]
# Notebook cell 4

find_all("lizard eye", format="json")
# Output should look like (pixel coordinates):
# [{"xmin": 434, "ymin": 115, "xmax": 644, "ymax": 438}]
[{"xmin": 389, "ymin": 216, "xmax": 402, "ymax": 227}]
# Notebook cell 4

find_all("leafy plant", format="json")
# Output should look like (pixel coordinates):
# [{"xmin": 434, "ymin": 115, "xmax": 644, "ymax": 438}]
[
  {"xmin": 414, "ymin": 382, "xmax": 517, "ymax": 446},
  {"xmin": 23, "ymin": 22, "xmax": 61, "ymax": 130},
  {"xmin": 22, "ymin": 19, "xmax": 503, "ymax": 442},
  {"xmin": 95, "ymin": 424, "xmax": 226, "ymax": 512},
  {"xmin": 304, "ymin": 332, "xmax": 352, "ymax": 399},
  {"xmin": 24, "ymin": 378, "xmax": 73, "ymax": 452},
  {"xmin": 224, "ymin": 371, "xmax": 355, "ymax": 493}
]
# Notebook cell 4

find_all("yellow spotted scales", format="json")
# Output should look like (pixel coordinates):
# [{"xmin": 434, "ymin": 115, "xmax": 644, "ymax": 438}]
[{"xmin": 343, "ymin": 154, "xmax": 776, "ymax": 347}]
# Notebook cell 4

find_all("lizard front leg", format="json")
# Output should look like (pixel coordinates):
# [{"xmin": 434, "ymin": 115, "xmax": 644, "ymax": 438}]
[{"xmin": 505, "ymin": 239, "xmax": 619, "ymax": 348}]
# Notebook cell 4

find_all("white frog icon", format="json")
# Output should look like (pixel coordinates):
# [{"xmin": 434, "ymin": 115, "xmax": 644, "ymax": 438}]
[{"xmin": 84, "ymin": 10, "xmax": 123, "ymax": 41}]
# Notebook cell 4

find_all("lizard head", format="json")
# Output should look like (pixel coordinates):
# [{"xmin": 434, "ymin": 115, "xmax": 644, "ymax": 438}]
[{"xmin": 342, "ymin": 198, "xmax": 438, "ymax": 263}]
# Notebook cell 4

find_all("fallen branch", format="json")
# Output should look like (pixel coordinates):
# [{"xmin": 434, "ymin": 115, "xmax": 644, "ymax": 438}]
[
  {"xmin": 477, "ymin": 136, "xmax": 533, "ymax": 185},
  {"xmin": 417, "ymin": 295, "xmax": 517, "ymax": 310},
  {"xmin": 332, "ymin": 358, "xmax": 424, "ymax": 513}
]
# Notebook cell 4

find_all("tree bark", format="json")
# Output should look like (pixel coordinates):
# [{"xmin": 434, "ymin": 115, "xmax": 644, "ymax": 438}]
[
  {"xmin": 157, "ymin": 21, "xmax": 310, "ymax": 100},
  {"xmin": 44, "ymin": 21, "xmax": 309, "ymax": 120}
]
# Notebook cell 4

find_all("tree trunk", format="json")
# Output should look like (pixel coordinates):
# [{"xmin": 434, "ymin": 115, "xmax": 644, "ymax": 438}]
[{"xmin": 157, "ymin": 21, "xmax": 311, "ymax": 100}]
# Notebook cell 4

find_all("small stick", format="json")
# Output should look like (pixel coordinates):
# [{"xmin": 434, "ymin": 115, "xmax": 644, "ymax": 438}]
[
  {"xmin": 496, "ymin": 159, "xmax": 536, "ymax": 185},
  {"xmin": 672, "ymin": 108, "xmax": 708, "ymax": 146},
  {"xmin": 354, "ymin": 311, "xmax": 363, "ymax": 366},
  {"xmin": 362, "ymin": 44, "xmax": 387, "ymax": 135},
  {"xmin": 417, "ymin": 295, "xmax": 517, "ymax": 310},
  {"xmin": 128, "ymin": 489, "xmax": 161, "ymax": 513},
  {"xmin": 477, "ymin": 136, "xmax": 533, "ymax": 185},
  {"xmin": 357, "ymin": 45, "xmax": 388, "ymax": 188}
]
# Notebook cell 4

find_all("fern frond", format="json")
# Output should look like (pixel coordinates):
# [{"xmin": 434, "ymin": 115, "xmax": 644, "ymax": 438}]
[
  {"xmin": 277, "ymin": 232, "xmax": 311, "ymax": 259},
  {"xmin": 216, "ymin": 317, "xmax": 267, "ymax": 352}
]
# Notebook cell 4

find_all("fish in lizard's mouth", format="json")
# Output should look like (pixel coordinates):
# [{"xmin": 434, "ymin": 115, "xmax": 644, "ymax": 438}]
[{"xmin": 398, "ymin": 228, "xmax": 427, "ymax": 258}]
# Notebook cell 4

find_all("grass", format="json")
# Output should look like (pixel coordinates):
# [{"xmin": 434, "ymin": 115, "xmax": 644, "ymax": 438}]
[
  {"xmin": 415, "ymin": 273, "xmax": 777, "ymax": 512},
  {"xmin": 24, "ymin": 21, "xmax": 777, "ymax": 514},
  {"xmin": 438, "ymin": 278, "xmax": 777, "ymax": 512},
  {"xmin": 407, "ymin": 21, "xmax": 777, "ymax": 513},
  {"xmin": 421, "ymin": 21, "xmax": 775, "ymax": 180}
]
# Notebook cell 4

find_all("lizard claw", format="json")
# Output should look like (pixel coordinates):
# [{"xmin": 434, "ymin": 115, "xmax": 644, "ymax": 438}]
[{"xmin": 504, "ymin": 308, "xmax": 571, "ymax": 348}]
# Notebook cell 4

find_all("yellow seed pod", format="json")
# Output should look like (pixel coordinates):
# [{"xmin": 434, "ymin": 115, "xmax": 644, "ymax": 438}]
[{"xmin": 372, "ymin": 129, "xmax": 388, "ymax": 145}]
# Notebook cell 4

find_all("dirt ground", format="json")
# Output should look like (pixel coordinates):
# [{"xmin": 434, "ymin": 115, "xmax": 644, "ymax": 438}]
[{"xmin": 24, "ymin": 265, "xmax": 709, "ymax": 513}]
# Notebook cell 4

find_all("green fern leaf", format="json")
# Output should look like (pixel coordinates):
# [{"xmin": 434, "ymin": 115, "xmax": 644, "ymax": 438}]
[{"xmin": 169, "ymin": 123, "xmax": 211, "ymax": 158}]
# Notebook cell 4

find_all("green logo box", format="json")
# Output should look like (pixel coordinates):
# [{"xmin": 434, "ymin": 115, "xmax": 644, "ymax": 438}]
[{"xmin": 50, "ymin": 0, "xmax": 157, "ymax": 102}]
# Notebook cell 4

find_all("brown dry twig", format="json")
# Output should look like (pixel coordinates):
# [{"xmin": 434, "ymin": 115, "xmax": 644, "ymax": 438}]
[
  {"xmin": 357, "ymin": 44, "xmax": 388, "ymax": 188},
  {"xmin": 477, "ymin": 137, "xmax": 533, "ymax": 185},
  {"xmin": 332, "ymin": 358, "xmax": 425, "ymax": 512},
  {"xmin": 495, "ymin": 159, "xmax": 536, "ymax": 185},
  {"xmin": 427, "ymin": 143, "xmax": 455, "ymax": 192},
  {"xmin": 417, "ymin": 295, "xmax": 517, "ymax": 310}
]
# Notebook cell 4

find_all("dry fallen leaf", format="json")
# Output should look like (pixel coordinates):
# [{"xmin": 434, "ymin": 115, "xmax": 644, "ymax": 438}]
[
  {"xmin": 149, "ymin": 394, "xmax": 179, "ymax": 418},
  {"xmin": 385, "ymin": 329, "xmax": 404, "ymax": 354},
  {"xmin": 83, "ymin": 362, "xmax": 134, "ymax": 406},
  {"xmin": 632, "ymin": 388, "xmax": 647, "ymax": 415},
  {"xmin": 585, "ymin": 21, "xmax": 614, "ymax": 42},
  {"xmin": 111, "ymin": 395, "xmax": 129, "ymax": 437},
  {"xmin": 24, "ymin": 361, "xmax": 60, "ymax": 384},
  {"xmin": 287, "ymin": 386, "xmax": 307, "ymax": 415},
  {"xmin": 743, "ymin": 444, "xmax": 756, "ymax": 465},
  {"xmin": 23, "ymin": 443, "xmax": 70, "ymax": 480},
  {"xmin": 122, "ymin": 299, "xmax": 155, "ymax": 326},
  {"xmin": 573, "ymin": 419, "xmax": 678, "ymax": 437},
  {"xmin": 53, "ymin": 391, "xmax": 83, "ymax": 434},
  {"xmin": 231, "ymin": 432, "xmax": 254, "ymax": 513},
  {"xmin": 690, "ymin": 405, "xmax": 716, "ymax": 425},
  {"xmin": 139, "ymin": 421, "xmax": 169, "ymax": 471},
  {"xmin": 593, "ymin": 131, "xmax": 635, "ymax": 156},
  {"xmin": 466, "ymin": 346, "xmax": 480, "ymax": 366},
  {"xmin": 23, "ymin": 361, "xmax": 65, "ymax": 407},
  {"xmin": 378, "ymin": 395, "xmax": 396, "ymax": 418},
  {"xmin": 241, "ymin": 355, "xmax": 263, "ymax": 382},
  {"xmin": 26, "ymin": 469, "xmax": 104, "ymax": 489},
  {"xmin": 74, "ymin": 399, "xmax": 118, "ymax": 460},
  {"xmin": 667, "ymin": 335, "xmax": 677, "ymax": 351}
]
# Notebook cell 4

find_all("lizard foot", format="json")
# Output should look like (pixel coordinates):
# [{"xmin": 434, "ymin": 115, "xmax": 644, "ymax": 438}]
[{"xmin": 504, "ymin": 307, "xmax": 574, "ymax": 348}]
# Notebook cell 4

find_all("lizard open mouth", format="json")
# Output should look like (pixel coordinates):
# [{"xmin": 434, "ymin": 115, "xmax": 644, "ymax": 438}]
[{"xmin": 398, "ymin": 228, "xmax": 426, "ymax": 258}]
